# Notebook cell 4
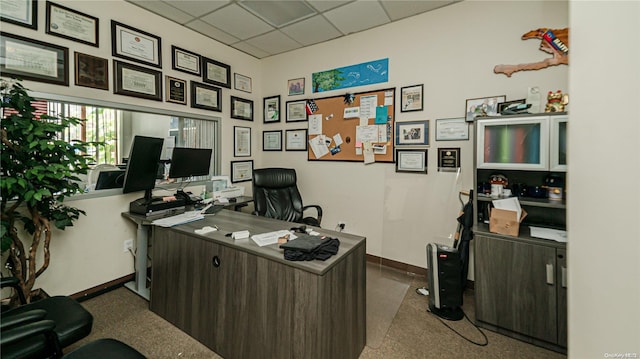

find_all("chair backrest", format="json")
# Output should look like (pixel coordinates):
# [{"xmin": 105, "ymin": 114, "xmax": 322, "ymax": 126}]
[{"xmin": 252, "ymin": 168, "xmax": 304, "ymax": 223}]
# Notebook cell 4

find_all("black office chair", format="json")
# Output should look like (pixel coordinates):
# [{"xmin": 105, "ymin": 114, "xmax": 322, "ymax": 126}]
[
  {"xmin": 252, "ymin": 168, "xmax": 323, "ymax": 226},
  {"xmin": 0, "ymin": 277, "xmax": 93, "ymax": 358},
  {"xmin": 1, "ymin": 310, "xmax": 146, "ymax": 359}
]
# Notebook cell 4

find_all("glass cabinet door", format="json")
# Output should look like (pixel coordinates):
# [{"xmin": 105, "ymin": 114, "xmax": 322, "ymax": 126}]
[
  {"xmin": 550, "ymin": 116, "xmax": 568, "ymax": 172},
  {"xmin": 476, "ymin": 116, "xmax": 549, "ymax": 170}
]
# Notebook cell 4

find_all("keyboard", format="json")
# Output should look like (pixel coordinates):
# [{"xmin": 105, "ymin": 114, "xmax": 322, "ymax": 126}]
[{"xmin": 152, "ymin": 211, "xmax": 204, "ymax": 227}]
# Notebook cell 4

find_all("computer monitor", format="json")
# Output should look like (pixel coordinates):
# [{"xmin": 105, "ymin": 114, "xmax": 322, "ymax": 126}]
[
  {"xmin": 95, "ymin": 170, "xmax": 126, "ymax": 190},
  {"xmin": 122, "ymin": 136, "xmax": 164, "ymax": 202},
  {"xmin": 168, "ymin": 147, "xmax": 212, "ymax": 179}
]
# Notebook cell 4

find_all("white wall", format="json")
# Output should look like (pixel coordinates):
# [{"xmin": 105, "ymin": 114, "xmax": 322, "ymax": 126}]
[{"xmin": 568, "ymin": 1, "xmax": 640, "ymax": 357}]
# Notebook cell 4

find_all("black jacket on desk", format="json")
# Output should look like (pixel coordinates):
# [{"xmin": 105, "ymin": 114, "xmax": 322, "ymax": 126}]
[{"xmin": 280, "ymin": 235, "xmax": 340, "ymax": 261}]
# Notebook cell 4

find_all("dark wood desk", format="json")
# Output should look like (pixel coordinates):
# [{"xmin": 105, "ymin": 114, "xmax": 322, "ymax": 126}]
[{"xmin": 149, "ymin": 210, "xmax": 366, "ymax": 359}]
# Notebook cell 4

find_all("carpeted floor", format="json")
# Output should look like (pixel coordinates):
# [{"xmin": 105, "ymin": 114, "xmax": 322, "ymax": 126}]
[{"xmin": 68, "ymin": 262, "xmax": 567, "ymax": 358}]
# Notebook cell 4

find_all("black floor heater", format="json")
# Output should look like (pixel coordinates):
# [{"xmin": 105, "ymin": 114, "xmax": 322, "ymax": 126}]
[{"xmin": 426, "ymin": 190, "xmax": 474, "ymax": 321}]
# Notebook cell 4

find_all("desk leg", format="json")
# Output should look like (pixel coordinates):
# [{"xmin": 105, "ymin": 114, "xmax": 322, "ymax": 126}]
[{"xmin": 124, "ymin": 222, "xmax": 150, "ymax": 300}]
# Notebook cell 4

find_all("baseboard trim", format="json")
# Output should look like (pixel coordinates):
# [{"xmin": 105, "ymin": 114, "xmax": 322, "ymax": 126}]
[{"xmin": 70, "ymin": 274, "xmax": 134, "ymax": 302}]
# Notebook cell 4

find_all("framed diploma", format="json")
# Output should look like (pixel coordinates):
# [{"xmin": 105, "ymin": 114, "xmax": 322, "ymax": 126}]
[
  {"xmin": 263, "ymin": 95, "xmax": 280, "ymax": 123},
  {"xmin": 230, "ymin": 160, "xmax": 253, "ymax": 183},
  {"xmin": 435, "ymin": 117, "xmax": 469, "ymax": 141},
  {"xmin": 234, "ymin": 73, "xmax": 252, "ymax": 93},
  {"xmin": 113, "ymin": 60, "xmax": 162, "ymax": 101},
  {"xmin": 437, "ymin": 147, "xmax": 461, "ymax": 172},
  {"xmin": 171, "ymin": 45, "xmax": 200, "ymax": 76},
  {"xmin": 165, "ymin": 76, "xmax": 186, "ymax": 105},
  {"xmin": 0, "ymin": 32, "xmax": 68, "ymax": 86},
  {"xmin": 395, "ymin": 149, "xmax": 428, "ymax": 174},
  {"xmin": 230, "ymin": 96, "xmax": 253, "ymax": 121},
  {"xmin": 286, "ymin": 100, "xmax": 307, "ymax": 122},
  {"xmin": 190, "ymin": 81, "xmax": 221, "ymax": 112},
  {"xmin": 285, "ymin": 129, "xmax": 308, "ymax": 151},
  {"xmin": 75, "ymin": 52, "xmax": 108, "ymax": 90},
  {"xmin": 1, "ymin": 0, "xmax": 37, "ymax": 29},
  {"xmin": 233, "ymin": 126, "xmax": 251, "ymax": 157},
  {"xmin": 111, "ymin": 20, "xmax": 162, "ymax": 68},
  {"xmin": 202, "ymin": 57, "xmax": 231, "ymax": 88},
  {"xmin": 46, "ymin": 2, "xmax": 98, "ymax": 47},
  {"xmin": 263, "ymin": 130, "xmax": 282, "ymax": 151}
]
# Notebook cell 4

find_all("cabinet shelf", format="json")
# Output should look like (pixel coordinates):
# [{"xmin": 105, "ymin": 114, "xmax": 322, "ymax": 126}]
[{"xmin": 477, "ymin": 195, "xmax": 566, "ymax": 209}]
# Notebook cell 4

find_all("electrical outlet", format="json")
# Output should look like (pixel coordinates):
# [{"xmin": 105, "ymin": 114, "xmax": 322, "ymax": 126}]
[
  {"xmin": 338, "ymin": 221, "xmax": 346, "ymax": 230},
  {"xmin": 123, "ymin": 239, "xmax": 133, "ymax": 253}
]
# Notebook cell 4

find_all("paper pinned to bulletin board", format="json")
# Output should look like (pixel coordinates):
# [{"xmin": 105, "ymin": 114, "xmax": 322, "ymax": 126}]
[{"xmin": 307, "ymin": 88, "xmax": 395, "ymax": 163}]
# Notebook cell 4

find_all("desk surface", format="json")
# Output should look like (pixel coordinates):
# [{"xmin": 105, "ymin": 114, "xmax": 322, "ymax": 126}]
[{"xmin": 156, "ymin": 209, "xmax": 365, "ymax": 276}]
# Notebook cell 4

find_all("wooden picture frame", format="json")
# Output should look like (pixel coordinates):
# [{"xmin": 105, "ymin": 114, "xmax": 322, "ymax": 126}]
[
  {"xmin": 46, "ymin": 1, "xmax": 98, "ymax": 47},
  {"xmin": 285, "ymin": 129, "xmax": 308, "ymax": 151},
  {"xmin": 171, "ymin": 45, "xmax": 201, "ymax": 76},
  {"xmin": 288, "ymin": 77, "xmax": 305, "ymax": 95},
  {"xmin": 190, "ymin": 81, "xmax": 221, "ymax": 111},
  {"xmin": 395, "ymin": 120, "xmax": 429, "ymax": 146},
  {"xmin": 165, "ymin": 76, "xmax": 187, "ymax": 105},
  {"xmin": 230, "ymin": 160, "xmax": 253, "ymax": 183},
  {"xmin": 113, "ymin": 60, "xmax": 162, "ymax": 101},
  {"xmin": 286, "ymin": 100, "xmax": 307, "ymax": 122},
  {"xmin": 233, "ymin": 126, "xmax": 251, "ymax": 157},
  {"xmin": 203, "ymin": 57, "xmax": 231, "ymax": 88},
  {"xmin": 465, "ymin": 95, "xmax": 506, "ymax": 122},
  {"xmin": 234, "ymin": 73, "xmax": 252, "ymax": 93},
  {"xmin": 400, "ymin": 84, "xmax": 423, "ymax": 112},
  {"xmin": 263, "ymin": 130, "xmax": 282, "ymax": 151},
  {"xmin": 75, "ymin": 52, "xmax": 108, "ymax": 90},
  {"xmin": 111, "ymin": 20, "xmax": 162, "ymax": 68},
  {"xmin": 395, "ymin": 149, "xmax": 428, "ymax": 174},
  {"xmin": 263, "ymin": 95, "xmax": 280, "ymax": 123},
  {"xmin": 0, "ymin": 0, "xmax": 37, "ymax": 30},
  {"xmin": 231, "ymin": 96, "xmax": 253, "ymax": 121},
  {"xmin": 0, "ymin": 32, "xmax": 68, "ymax": 86}
]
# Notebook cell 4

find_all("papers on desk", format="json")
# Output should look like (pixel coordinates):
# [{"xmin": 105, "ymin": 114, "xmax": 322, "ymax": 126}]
[
  {"xmin": 530, "ymin": 227, "xmax": 568, "ymax": 242},
  {"xmin": 251, "ymin": 230, "xmax": 298, "ymax": 247}
]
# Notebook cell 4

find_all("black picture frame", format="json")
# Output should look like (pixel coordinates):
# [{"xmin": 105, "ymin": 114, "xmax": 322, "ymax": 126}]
[
  {"xmin": 113, "ymin": 60, "xmax": 162, "ymax": 101},
  {"xmin": 263, "ymin": 130, "xmax": 282, "ymax": 151},
  {"xmin": 111, "ymin": 20, "xmax": 162, "ymax": 69},
  {"xmin": 285, "ymin": 129, "xmax": 308, "ymax": 151},
  {"xmin": 202, "ymin": 57, "xmax": 231, "ymax": 88},
  {"xmin": 230, "ymin": 96, "xmax": 253, "ymax": 121},
  {"xmin": 395, "ymin": 148, "xmax": 428, "ymax": 174},
  {"xmin": 497, "ymin": 98, "xmax": 527, "ymax": 114},
  {"xmin": 233, "ymin": 126, "xmax": 251, "ymax": 157},
  {"xmin": 230, "ymin": 160, "xmax": 253, "ymax": 183},
  {"xmin": 75, "ymin": 52, "xmax": 108, "ymax": 90},
  {"xmin": 190, "ymin": 81, "xmax": 222, "ymax": 112},
  {"xmin": 166, "ymin": 76, "xmax": 187, "ymax": 105},
  {"xmin": 400, "ymin": 84, "xmax": 423, "ymax": 112},
  {"xmin": 46, "ymin": 1, "xmax": 98, "ymax": 47},
  {"xmin": 171, "ymin": 45, "xmax": 201, "ymax": 76},
  {"xmin": 0, "ymin": 0, "xmax": 37, "ymax": 30},
  {"xmin": 0, "ymin": 32, "xmax": 68, "ymax": 86},
  {"xmin": 286, "ymin": 100, "xmax": 308, "ymax": 122},
  {"xmin": 263, "ymin": 95, "xmax": 281, "ymax": 123}
]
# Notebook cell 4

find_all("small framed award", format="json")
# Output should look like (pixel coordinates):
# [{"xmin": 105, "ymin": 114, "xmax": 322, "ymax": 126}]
[
  {"xmin": 395, "ymin": 149, "xmax": 428, "ymax": 174},
  {"xmin": 75, "ymin": 52, "xmax": 108, "ymax": 90},
  {"xmin": 166, "ymin": 76, "xmax": 187, "ymax": 105},
  {"xmin": 437, "ymin": 147, "xmax": 461, "ymax": 172}
]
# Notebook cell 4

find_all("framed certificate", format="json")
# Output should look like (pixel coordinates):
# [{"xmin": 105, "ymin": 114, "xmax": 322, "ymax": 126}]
[
  {"xmin": 203, "ymin": 57, "xmax": 231, "ymax": 88},
  {"xmin": 395, "ymin": 149, "xmax": 428, "ymax": 174},
  {"xmin": 234, "ymin": 126, "xmax": 251, "ymax": 157},
  {"xmin": 111, "ymin": 20, "xmax": 162, "ymax": 68},
  {"xmin": 46, "ymin": 2, "xmax": 98, "ymax": 47},
  {"xmin": 0, "ymin": 0, "xmax": 37, "ymax": 29},
  {"xmin": 285, "ymin": 129, "xmax": 308, "ymax": 151},
  {"xmin": 166, "ymin": 76, "xmax": 187, "ymax": 105},
  {"xmin": 171, "ymin": 45, "xmax": 201, "ymax": 76},
  {"xmin": 113, "ymin": 60, "xmax": 162, "ymax": 101},
  {"xmin": 230, "ymin": 160, "xmax": 253, "ymax": 183},
  {"xmin": 435, "ymin": 117, "xmax": 469, "ymax": 141},
  {"xmin": 0, "ymin": 32, "xmax": 68, "ymax": 86},
  {"xmin": 190, "ymin": 81, "xmax": 221, "ymax": 112},
  {"xmin": 234, "ymin": 73, "xmax": 251, "ymax": 93},
  {"xmin": 286, "ymin": 100, "xmax": 307, "ymax": 122},
  {"xmin": 263, "ymin": 130, "xmax": 282, "ymax": 151},
  {"xmin": 231, "ymin": 96, "xmax": 253, "ymax": 121}
]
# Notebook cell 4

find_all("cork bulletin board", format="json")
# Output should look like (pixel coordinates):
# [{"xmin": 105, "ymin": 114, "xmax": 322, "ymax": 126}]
[{"xmin": 307, "ymin": 88, "xmax": 395, "ymax": 162}]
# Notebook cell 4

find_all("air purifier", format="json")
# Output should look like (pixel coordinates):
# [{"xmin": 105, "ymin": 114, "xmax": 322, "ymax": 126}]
[{"xmin": 426, "ymin": 243, "xmax": 464, "ymax": 321}]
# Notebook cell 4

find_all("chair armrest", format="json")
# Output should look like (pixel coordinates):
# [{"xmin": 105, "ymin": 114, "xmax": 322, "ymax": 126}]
[
  {"xmin": 0, "ymin": 319, "xmax": 56, "ymax": 347},
  {"xmin": 1, "ymin": 277, "xmax": 27, "ymax": 304},
  {"xmin": 302, "ymin": 205, "xmax": 323, "ymax": 225},
  {"xmin": 1, "ymin": 309, "xmax": 48, "ymax": 331}
]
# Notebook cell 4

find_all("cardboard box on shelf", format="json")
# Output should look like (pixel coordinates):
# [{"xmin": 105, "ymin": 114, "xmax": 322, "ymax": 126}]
[{"xmin": 489, "ymin": 207, "xmax": 528, "ymax": 237}]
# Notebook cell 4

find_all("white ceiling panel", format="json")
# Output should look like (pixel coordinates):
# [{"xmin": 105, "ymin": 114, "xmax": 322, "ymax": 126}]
[
  {"xmin": 306, "ymin": 0, "xmax": 353, "ymax": 13},
  {"xmin": 245, "ymin": 31, "xmax": 301, "ymax": 55},
  {"xmin": 126, "ymin": 0, "xmax": 194, "ymax": 25},
  {"xmin": 239, "ymin": 0, "xmax": 317, "ymax": 27},
  {"xmin": 323, "ymin": 0, "xmax": 391, "ymax": 35},
  {"xmin": 200, "ymin": 3, "xmax": 274, "ymax": 40},
  {"xmin": 184, "ymin": 20, "xmax": 240, "ymax": 46},
  {"xmin": 280, "ymin": 15, "xmax": 342, "ymax": 46},
  {"xmin": 381, "ymin": 0, "xmax": 458, "ymax": 21},
  {"xmin": 231, "ymin": 41, "xmax": 271, "ymax": 59},
  {"xmin": 163, "ymin": 0, "xmax": 231, "ymax": 17}
]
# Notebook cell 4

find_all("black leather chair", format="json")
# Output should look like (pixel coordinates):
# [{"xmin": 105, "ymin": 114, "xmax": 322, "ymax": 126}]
[
  {"xmin": 252, "ymin": 168, "xmax": 323, "ymax": 226},
  {"xmin": 1, "ymin": 277, "xmax": 93, "ymax": 358}
]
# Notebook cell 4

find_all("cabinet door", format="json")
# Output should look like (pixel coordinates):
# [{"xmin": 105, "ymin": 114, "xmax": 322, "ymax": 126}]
[
  {"xmin": 475, "ymin": 235, "xmax": 558, "ymax": 343},
  {"xmin": 556, "ymin": 248, "xmax": 568, "ymax": 347},
  {"xmin": 550, "ymin": 116, "xmax": 568, "ymax": 171}
]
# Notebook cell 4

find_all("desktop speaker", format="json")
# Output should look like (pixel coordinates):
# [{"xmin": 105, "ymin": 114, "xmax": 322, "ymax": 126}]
[{"xmin": 426, "ymin": 243, "xmax": 464, "ymax": 321}]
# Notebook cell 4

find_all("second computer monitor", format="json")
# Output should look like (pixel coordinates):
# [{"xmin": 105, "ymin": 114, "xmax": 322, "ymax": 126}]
[{"xmin": 168, "ymin": 147, "xmax": 212, "ymax": 179}]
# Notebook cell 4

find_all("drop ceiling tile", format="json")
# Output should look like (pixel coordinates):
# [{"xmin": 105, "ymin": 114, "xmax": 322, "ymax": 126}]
[
  {"xmin": 200, "ymin": 4, "xmax": 274, "ymax": 40},
  {"xmin": 184, "ymin": 20, "xmax": 240, "ymax": 45},
  {"xmin": 280, "ymin": 15, "xmax": 342, "ymax": 46},
  {"xmin": 380, "ymin": 0, "xmax": 457, "ymax": 21},
  {"xmin": 306, "ymin": 0, "xmax": 353, "ymax": 13},
  {"xmin": 231, "ymin": 41, "xmax": 271, "ymax": 59},
  {"xmin": 126, "ymin": 0, "xmax": 194, "ymax": 24},
  {"xmin": 323, "ymin": 0, "xmax": 390, "ymax": 35},
  {"xmin": 239, "ymin": 0, "xmax": 316, "ymax": 27},
  {"xmin": 162, "ymin": 0, "xmax": 230, "ymax": 17},
  {"xmin": 244, "ymin": 30, "xmax": 301, "ymax": 55}
]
